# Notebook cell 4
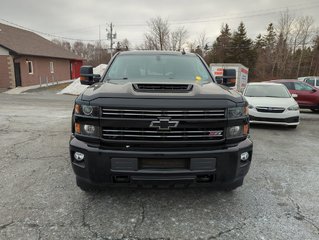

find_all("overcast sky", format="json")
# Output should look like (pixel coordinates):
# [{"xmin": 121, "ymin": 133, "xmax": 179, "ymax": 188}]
[{"xmin": 1, "ymin": 0, "xmax": 319, "ymax": 47}]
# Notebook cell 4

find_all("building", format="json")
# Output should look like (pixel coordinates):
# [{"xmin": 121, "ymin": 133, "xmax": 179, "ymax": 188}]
[{"xmin": 0, "ymin": 23, "xmax": 83, "ymax": 89}]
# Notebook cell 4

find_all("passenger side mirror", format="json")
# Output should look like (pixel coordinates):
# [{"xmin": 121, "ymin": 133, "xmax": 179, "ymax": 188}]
[
  {"xmin": 223, "ymin": 78, "xmax": 236, "ymax": 88},
  {"xmin": 215, "ymin": 78, "xmax": 223, "ymax": 84},
  {"xmin": 80, "ymin": 66, "xmax": 101, "ymax": 85}
]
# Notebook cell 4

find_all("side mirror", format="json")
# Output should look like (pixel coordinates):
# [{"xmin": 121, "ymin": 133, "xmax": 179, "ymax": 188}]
[
  {"xmin": 292, "ymin": 93, "xmax": 298, "ymax": 98},
  {"xmin": 215, "ymin": 78, "xmax": 223, "ymax": 84},
  {"xmin": 311, "ymin": 88, "xmax": 317, "ymax": 93},
  {"xmin": 223, "ymin": 78, "xmax": 236, "ymax": 88},
  {"xmin": 80, "ymin": 66, "xmax": 101, "ymax": 85}
]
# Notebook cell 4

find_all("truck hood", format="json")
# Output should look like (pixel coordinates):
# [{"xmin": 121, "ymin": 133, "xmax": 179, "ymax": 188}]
[{"xmin": 80, "ymin": 82, "xmax": 244, "ymax": 103}]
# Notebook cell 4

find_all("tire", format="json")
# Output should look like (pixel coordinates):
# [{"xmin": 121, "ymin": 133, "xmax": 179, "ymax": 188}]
[{"xmin": 76, "ymin": 178, "xmax": 100, "ymax": 192}]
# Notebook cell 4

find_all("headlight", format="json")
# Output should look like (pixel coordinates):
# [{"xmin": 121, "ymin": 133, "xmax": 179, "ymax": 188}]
[
  {"xmin": 248, "ymin": 104, "xmax": 254, "ymax": 109},
  {"xmin": 287, "ymin": 104, "xmax": 299, "ymax": 111},
  {"xmin": 75, "ymin": 123, "xmax": 99, "ymax": 136},
  {"xmin": 228, "ymin": 107, "xmax": 247, "ymax": 118},
  {"xmin": 227, "ymin": 125, "xmax": 243, "ymax": 138},
  {"xmin": 74, "ymin": 104, "xmax": 99, "ymax": 116}
]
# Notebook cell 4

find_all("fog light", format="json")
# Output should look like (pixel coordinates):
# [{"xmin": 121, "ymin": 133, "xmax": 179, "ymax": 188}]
[
  {"xmin": 74, "ymin": 152, "xmax": 85, "ymax": 161},
  {"xmin": 83, "ymin": 124, "xmax": 96, "ymax": 135},
  {"xmin": 240, "ymin": 152, "xmax": 249, "ymax": 161}
]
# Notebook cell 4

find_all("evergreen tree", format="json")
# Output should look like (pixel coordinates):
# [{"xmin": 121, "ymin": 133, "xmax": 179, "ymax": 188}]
[
  {"xmin": 229, "ymin": 22, "xmax": 256, "ymax": 70},
  {"xmin": 210, "ymin": 24, "xmax": 232, "ymax": 62}
]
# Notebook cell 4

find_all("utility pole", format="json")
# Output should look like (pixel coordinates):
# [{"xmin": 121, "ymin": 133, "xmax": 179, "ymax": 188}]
[{"xmin": 106, "ymin": 23, "xmax": 117, "ymax": 58}]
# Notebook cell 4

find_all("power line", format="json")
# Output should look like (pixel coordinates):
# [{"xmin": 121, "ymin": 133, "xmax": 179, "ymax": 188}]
[
  {"xmin": 0, "ymin": 18, "xmax": 103, "ymax": 42},
  {"xmin": 1, "ymin": 1, "xmax": 319, "ymax": 43}
]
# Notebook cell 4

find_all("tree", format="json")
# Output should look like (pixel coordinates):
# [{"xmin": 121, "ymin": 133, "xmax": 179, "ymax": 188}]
[
  {"xmin": 229, "ymin": 22, "xmax": 256, "ymax": 70},
  {"xmin": 121, "ymin": 38, "xmax": 130, "ymax": 50},
  {"xmin": 73, "ymin": 41, "xmax": 87, "ymax": 58},
  {"xmin": 254, "ymin": 23, "xmax": 277, "ymax": 81},
  {"xmin": 210, "ymin": 23, "xmax": 232, "ymax": 63},
  {"xmin": 170, "ymin": 26, "xmax": 188, "ymax": 51},
  {"xmin": 197, "ymin": 30, "xmax": 208, "ymax": 51},
  {"xmin": 144, "ymin": 17, "xmax": 170, "ymax": 50}
]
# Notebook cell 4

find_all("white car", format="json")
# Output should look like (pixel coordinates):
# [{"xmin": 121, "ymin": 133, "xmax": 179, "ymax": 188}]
[
  {"xmin": 243, "ymin": 83, "xmax": 300, "ymax": 128},
  {"xmin": 298, "ymin": 76, "xmax": 319, "ymax": 89}
]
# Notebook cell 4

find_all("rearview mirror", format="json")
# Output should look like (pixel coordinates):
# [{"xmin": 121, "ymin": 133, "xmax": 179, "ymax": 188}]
[
  {"xmin": 292, "ymin": 93, "xmax": 298, "ymax": 98},
  {"xmin": 80, "ymin": 66, "xmax": 101, "ymax": 85}
]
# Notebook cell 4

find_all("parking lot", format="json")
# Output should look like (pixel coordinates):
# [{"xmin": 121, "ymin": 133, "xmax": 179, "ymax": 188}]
[{"xmin": 0, "ymin": 92, "xmax": 318, "ymax": 240}]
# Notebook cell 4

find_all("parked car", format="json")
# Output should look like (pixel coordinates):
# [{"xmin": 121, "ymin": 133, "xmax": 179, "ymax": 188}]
[
  {"xmin": 243, "ymin": 82, "xmax": 300, "ymax": 128},
  {"xmin": 269, "ymin": 79, "xmax": 319, "ymax": 112},
  {"xmin": 298, "ymin": 76, "xmax": 319, "ymax": 89}
]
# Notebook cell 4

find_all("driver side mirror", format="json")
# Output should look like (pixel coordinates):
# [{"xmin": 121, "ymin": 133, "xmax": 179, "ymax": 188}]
[{"xmin": 80, "ymin": 66, "xmax": 101, "ymax": 85}]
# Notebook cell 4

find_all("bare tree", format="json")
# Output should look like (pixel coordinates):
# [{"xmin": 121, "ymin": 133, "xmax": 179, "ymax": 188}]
[
  {"xmin": 144, "ymin": 17, "xmax": 170, "ymax": 50},
  {"xmin": 121, "ymin": 38, "xmax": 130, "ymax": 50},
  {"xmin": 295, "ymin": 16, "xmax": 314, "ymax": 77},
  {"xmin": 170, "ymin": 26, "xmax": 188, "ymax": 51},
  {"xmin": 273, "ymin": 10, "xmax": 295, "ymax": 77},
  {"xmin": 197, "ymin": 30, "xmax": 208, "ymax": 50}
]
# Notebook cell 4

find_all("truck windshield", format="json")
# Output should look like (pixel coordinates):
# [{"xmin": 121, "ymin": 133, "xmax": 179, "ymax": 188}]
[
  {"xmin": 244, "ymin": 84, "xmax": 290, "ymax": 98},
  {"xmin": 104, "ymin": 54, "xmax": 212, "ymax": 84}
]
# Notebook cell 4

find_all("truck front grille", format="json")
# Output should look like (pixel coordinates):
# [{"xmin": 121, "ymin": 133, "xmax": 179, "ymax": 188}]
[
  {"xmin": 101, "ymin": 108, "xmax": 225, "ymax": 119},
  {"xmin": 102, "ymin": 128, "xmax": 224, "ymax": 141}
]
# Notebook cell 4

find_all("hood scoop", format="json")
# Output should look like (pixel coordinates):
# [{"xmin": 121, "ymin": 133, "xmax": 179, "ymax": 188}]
[{"xmin": 133, "ymin": 83, "xmax": 193, "ymax": 93}]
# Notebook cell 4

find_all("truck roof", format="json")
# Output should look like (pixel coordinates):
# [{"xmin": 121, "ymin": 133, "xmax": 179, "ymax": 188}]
[
  {"xmin": 118, "ymin": 50, "xmax": 196, "ymax": 57},
  {"xmin": 209, "ymin": 63, "xmax": 248, "ymax": 68}
]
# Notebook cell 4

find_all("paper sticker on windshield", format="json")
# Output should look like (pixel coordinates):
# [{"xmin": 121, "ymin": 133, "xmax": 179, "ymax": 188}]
[{"xmin": 195, "ymin": 76, "xmax": 202, "ymax": 81}]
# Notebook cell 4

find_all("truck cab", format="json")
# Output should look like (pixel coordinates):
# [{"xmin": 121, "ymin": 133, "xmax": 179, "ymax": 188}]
[{"xmin": 70, "ymin": 51, "xmax": 253, "ymax": 191}]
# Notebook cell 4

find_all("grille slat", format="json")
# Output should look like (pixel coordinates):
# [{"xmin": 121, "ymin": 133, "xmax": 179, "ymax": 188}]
[
  {"xmin": 102, "ymin": 128, "xmax": 224, "ymax": 141},
  {"xmin": 256, "ymin": 107, "xmax": 285, "ymax": 113},
  {"xmin": 102, "ymin": 108, "xmax": 225, "ymax": 119}
]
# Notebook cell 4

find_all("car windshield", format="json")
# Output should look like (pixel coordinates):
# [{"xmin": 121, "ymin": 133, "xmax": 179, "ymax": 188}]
[
  {"xmin": 244, "ymin": 84, "xmax": 290, "ymax": 98},
  {"xmin": 104, "ymin": 54, "xmax": 212, "ymax": 84}
]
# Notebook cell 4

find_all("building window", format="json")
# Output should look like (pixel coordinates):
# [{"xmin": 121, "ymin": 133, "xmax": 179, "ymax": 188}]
[
  {"xmin": 27, "ymin": 61, "xmax": 33, "ymax": 74},
  {"xmin": 50, "ymin": 62, "xmax": 54, "ymax": 73}
]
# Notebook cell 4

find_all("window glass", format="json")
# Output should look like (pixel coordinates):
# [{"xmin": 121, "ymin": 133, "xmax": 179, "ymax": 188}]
[
  {"xmin": 50, "ymin": 62, "xmax": 54, "ymax": 73},
  {"xmin": 280, "ymin": 82, "xmax": 294, "ymax": 90},
  {"xmin": 244, "ymin": 84, "xmax": 290, "ymax": 98},
  {"xmin": 27, "ymin": 61, "xmax": 33, "ymax": 74},
  {"xmin": 305, "ymin": 79, "xmax": 315, "ymax": 86},
  {"xmin": 294, "ymin": 82, "xmax": 313, "ymax": 91},
  {"xmin": 105, "ymin": 54, "xmax": 212, "ymax": 84},
  {"xmin": 316, "ymin": 80, "xmax": 319, "ymax": 87}
]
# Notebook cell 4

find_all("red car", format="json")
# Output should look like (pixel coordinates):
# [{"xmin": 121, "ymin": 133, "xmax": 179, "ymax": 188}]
[{"xmin": 269, "ymin": 79, "xmax": 319, "ymax": 112}]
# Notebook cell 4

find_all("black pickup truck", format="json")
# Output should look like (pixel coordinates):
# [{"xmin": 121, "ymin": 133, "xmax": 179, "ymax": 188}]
[{"xmin": 70, "ymin": 51, "xmax": 253, "ymax": 191}]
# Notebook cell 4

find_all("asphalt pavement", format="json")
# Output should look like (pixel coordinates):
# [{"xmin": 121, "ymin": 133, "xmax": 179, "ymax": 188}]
[{"xmin": 0, "ymin": 92, "xmax": 318, "ymax": 240}]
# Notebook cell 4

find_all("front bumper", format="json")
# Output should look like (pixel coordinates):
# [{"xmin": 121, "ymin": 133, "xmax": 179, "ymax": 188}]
[
  {"xmin": 249, "ymin": 109, "xmax": 300, "ymax": 126},
  {"xmin": 69, "ymin": 137, "xmax": 253, "ymax": 188}
]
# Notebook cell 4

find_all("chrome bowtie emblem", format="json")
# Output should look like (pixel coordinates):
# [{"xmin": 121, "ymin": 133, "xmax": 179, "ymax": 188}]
[{"xmin": 150, "ymin": 118, "xmax": 179, "ymax": 130}]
